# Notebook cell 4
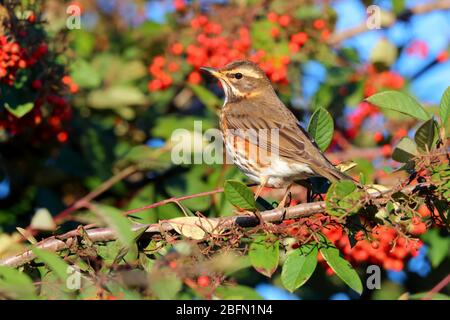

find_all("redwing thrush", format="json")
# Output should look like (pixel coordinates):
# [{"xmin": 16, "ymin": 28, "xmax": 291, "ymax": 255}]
[{"xmin": 201, "ymin": 60, "xmax": 350, "ymax": 203}]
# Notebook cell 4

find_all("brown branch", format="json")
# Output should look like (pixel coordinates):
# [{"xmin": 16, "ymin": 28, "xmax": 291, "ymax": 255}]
[
  {"xmin": 328, "ymin": 0, "xmax": 450, "ymax": 45},
  {"xmin": 0, "ymin": 183, "xmax": 426, "ymax": 268}
]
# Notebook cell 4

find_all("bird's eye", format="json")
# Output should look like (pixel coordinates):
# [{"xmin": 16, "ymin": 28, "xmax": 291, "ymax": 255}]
[{"xmin": 234, "ymin": 73, "xmax": 243, "ymax": 79}]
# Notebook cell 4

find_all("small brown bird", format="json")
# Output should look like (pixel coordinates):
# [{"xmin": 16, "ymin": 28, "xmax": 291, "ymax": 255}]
[{"xmin": 201, "ymin": 60, "xmax": 350, "ymax": 205}]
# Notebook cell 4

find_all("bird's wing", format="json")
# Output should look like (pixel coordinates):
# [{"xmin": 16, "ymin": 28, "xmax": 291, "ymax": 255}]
[{"xmin": 222, "ymin": 99, "xmax": 349, "ymax": 182}]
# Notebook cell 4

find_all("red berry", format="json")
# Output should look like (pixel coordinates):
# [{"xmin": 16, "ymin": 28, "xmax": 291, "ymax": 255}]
[
  {"xmin": 278, "ymin": 15, "xmax": 291, "ymax": 27},
  {"xmin": 373, "ymin": 131, "xmax": 383, "ymax": 143},
  {"xmin": 28, "ymin": 13, "xmax": 36, "ymax": 23},
  {"xmin": 313, "ymin": 19, "xmax": 326, "ymax": 30},
  {"xmin": 57, "ymin": 131, "xmax": 68, "ymax": 143},
  {"xmin": 188, "ymin": 71, "xmax": 202, "ymax": 84},
  {"xmin": 171, "ymin": 43, "xmax": 184, "ymax": 56},
  {"xmin": 197, "ymin": 276, "xmax": 210, "ymax": 287},
  {"xmin": 417, "ymin": 205, "xmax": 431, "ymax": 218},
  {"xmin": 267, "ymin": 12, "xmax": 278, "ymax": 23},
  {"xmin": 381, "ymin": 144, "xmax": 392, "ymax": 157},
  {"xmin": 32, "ymin": 79, "xmax": 42, "ymax": 90},
  {"xmin": 270, "ymin": 27, "xmax": 280, "ymax": 38}
]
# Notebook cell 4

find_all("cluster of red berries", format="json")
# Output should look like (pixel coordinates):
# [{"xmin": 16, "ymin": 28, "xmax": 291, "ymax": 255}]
[
  {"xmin": 0, "ymin": 94, "xmax": 71, "ymax": 143},
  {"xmin": 363, "ymin": 66, "xmax": 404, "ymax": 98},
  {"xmin": 149, "ymin": 11, "xmax": 329, "ymax": 91},
  {"xmin": 0, "ymin": 11, "xmax": 73, "ymax": 144},
  {"xmin": 319, "ymin": 224, "xmax": 422, "ymax": 272},
  {"xmin": 0, "ymin": 36, "xmax": 28, "ymax": 85}
]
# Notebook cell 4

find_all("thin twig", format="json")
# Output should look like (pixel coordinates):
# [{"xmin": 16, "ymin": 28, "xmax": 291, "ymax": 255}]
[{"xmin": 422, "ymin": 274, "xmax": 450, "ymax": 300}]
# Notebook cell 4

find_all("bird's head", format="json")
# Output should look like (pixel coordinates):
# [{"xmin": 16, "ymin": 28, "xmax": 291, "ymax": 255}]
[{"xmin": 200, "ymin": 60, "xmax": 273, "ymax": 103}]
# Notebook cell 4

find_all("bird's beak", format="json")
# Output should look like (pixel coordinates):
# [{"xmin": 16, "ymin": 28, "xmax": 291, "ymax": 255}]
[{"xmin": 200, "ymin": 66, "xmax": 222, "ymax": 79}]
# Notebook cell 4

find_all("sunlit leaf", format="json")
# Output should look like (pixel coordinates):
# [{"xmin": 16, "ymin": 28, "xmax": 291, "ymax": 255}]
[
  {"xmin": 167, "ymin": 217, "xmax": 220, "ymax": 240},
  {"xmin": 30, "ymin": 208, "xmax": 56, "ymax": 231},
  {"xmin": 366, "ymin": 91, "xmax": 430, "ymax": 121},
  {"xmin": 281, "ymin": 244, "xmax": 318, "ymax": 292},
  {"xmin": 439, "ymin": 86, "xmax": 450, "ymax": 128},
  {"xmin": 4, "ymin": 102, "xmax": 34, "ymax": 118}
]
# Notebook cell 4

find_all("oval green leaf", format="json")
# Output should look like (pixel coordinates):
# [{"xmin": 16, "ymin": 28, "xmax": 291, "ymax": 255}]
[
  {"xmin": 224, "ymin": 180, "xmax": 256, "ymax": 211},
  {"xmin": 414, "ymin": 118, "xmax": 437, "ymax": 152},
  {"xmin": 366, "ymin": 91, "xmax": 430, "ymax": 121},
  {"xmin": 281, "ymin": 244, "xmax": 318, "ymax": 292},
  {"xmin": 320, "ymin": 244, "xmax": 363, "ymax": 295},
  {"xmin": 439, "ymin": 86, "xmax": 450, "ymax": 128},
  {"xmin": 307, "ymin": 107, "xmax": 334, "ymax": 151},
  {"xmin": 249, "ymin": 235, "xmax": 279, "ymax": 277}
]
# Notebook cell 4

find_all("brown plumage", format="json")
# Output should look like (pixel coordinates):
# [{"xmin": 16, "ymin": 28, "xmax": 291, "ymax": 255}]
[{"xmin": 201, "ymin": 60, "xmax": 350, "ymax": 200}]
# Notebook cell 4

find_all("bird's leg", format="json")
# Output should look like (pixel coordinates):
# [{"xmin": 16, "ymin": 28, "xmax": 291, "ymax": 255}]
[
  {"xmin": 277, "ymin": 183, "xmax": 293, "ymax": 209},
  {"xmin": 252, "ymin": 177, "xmax": 268, "ymax": 225},
  {"xmin": 254, "ymin": 176, "xmax": 268, "ymax": 200}
]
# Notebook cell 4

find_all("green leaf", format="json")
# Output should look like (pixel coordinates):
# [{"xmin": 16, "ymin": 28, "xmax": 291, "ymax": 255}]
[
  {"xmin": 281, "ymin": 244, "xmax": 318, "ymax": 292},
  {"xmin": 320, "ymin": 244, "xmax": 363, "ymax": 295},
  {"xmin": 215, "ymin": 285, "xmax": 262, "ymax": 300},
  {"xmin": 32, "ymin": 248, "xmax": 70, "ymax": 282},
  {"xmin": 392, "ymin": 137, "xmax": 418, "ymax": 163},
  {"xmin": 0, "ymin": 266, "xmax": 37, "ymax": 299},
  {"xmin": 325, "ymin": 180, "xmax": 362, "ymax": 216},
  {"xmin": 249, "ymin": 234, "xmax": 279, "ymax": 277},
  {"xmin": 4, "ymin": 102, "xmax": 34, "ymax": 118},
  {"xmin": 439, "ymin": 86, "xmax": 450, "ymax": 128},
  {"xmin": 87, "ymin": 85, "xmax": 147, "ymax": 110},
  {"xmin": 307, "ymin": 107, "xmax": 334, "ymax": 151},
  {"xmin": 414, "ymin": 118, "xmax": 437, "ymax": 152},
  {"xmin": 189, "ymin": 84, "xmax": 221, "ymax": 112},
  {"xmin": 94, "ymin": 204, "xmax": 135, "ymax": 248},
  {"xmin": 366, "ymin": 91, "xmax": 430, "ymax": 121},
  {"xmin": 392, "ymin": 0, "xmax": 405, "ymax": 14},
  {"xmin": 407, "ymin": 292, "xmax": 450, "ymax": 300},
  {"xmin": 224, "ymin": 180, "xmax": 256, "ymax": 211},
  {"xmin": 71, "ymin": 59, "xmax": 102, "ymax": 89},
  {"xmin": 422, "ymin": 228, "xmax": 450, "ymax": 267},
  {"xmin": 294, "ymin": 5, "xmax": 322, "ymax": 19},
  {"xmin": 149, "ymin": 272, "xmax": 182, "ymax": 300}
]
